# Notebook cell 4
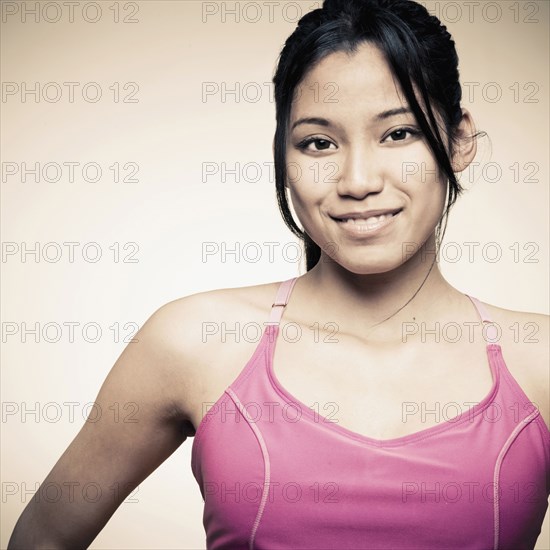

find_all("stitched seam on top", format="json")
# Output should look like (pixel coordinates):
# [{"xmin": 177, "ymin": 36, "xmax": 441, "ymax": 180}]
[
  {"xmin": 504, "ymin": 381, "xmax": 549, "ymax": 461},
  {"xmin": 492, "ymin": 409, "xmax": 539, "ymax": 549},
  {"xmin": 494, "ymin": 349, "xmax": 550, "ymax": 468},
  {"xmin": 226, "ymin": 387, "xmax": 271, "ymax": 550},
  {"xmin": 192, "ymin": 328, "xmax": 271, "ymax": 471}
]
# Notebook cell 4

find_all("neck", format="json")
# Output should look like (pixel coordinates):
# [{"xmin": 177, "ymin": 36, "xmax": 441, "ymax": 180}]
[{"xmin": 301, "ymin": 237, "xmax": 462, "ymax": 337}]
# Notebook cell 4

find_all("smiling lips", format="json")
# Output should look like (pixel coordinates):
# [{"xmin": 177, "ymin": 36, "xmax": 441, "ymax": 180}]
[{"xmin": 331, "ymin": 208, "xmax": 402, "ymax": 230}]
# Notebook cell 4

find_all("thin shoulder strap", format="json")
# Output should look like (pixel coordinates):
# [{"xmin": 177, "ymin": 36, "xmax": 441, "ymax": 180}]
[
  {"xmin": 267, "ymin": 277, "xmax": 299, "ymax": 325},
  {"xmin": 464, "ymin": 294, "xmax": 499, "ymax": 342}
]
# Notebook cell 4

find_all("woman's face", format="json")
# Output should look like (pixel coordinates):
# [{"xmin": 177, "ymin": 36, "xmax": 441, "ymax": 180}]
[{"xmin": 286, "ymin": 41, "xmax": 449, "ymax": 275}]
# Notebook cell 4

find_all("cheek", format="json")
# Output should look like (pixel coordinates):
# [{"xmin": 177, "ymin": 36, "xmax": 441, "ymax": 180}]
[
  {"xmin": 286, "ymin": 153, "xmax": 325, "ymax": 214},
  {"xmin": 393, "ymin": 151, "xmax": 448, "ymax": 239},
  {"xmin": 406, "ymin": 176, "xmax": 448, "ymax": 243},
  {"xmin": 285, "ymin": 150, "xmax": 320, "ymax": 189},
  {"xmin": 394, "ymin": 147, "xmax": 447, "ymax": 202},
  {"xmin": 287, "ymin": 185, "xmax": 318, "ymax": 228}
]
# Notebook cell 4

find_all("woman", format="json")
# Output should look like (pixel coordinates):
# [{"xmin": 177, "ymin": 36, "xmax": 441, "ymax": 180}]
[{"xmin": 8, "ymin": 0, "xmax": 549, "ymax": 548}]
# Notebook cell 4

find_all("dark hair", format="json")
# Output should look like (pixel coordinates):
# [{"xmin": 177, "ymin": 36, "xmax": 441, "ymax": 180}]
[{"xmin": 272, "ymin": 0, "xmax": 470, "ymax": 271}]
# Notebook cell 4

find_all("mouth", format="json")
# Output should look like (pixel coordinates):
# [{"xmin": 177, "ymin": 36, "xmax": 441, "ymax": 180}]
[{"xmin": 330, "ymin": 209, "xmax": 402, "ymax": 229}]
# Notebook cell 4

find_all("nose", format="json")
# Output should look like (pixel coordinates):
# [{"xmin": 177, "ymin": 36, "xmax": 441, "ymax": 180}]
[{"xmin": 336, "ymin": 144, "xmax": 384, "ymax": 198}]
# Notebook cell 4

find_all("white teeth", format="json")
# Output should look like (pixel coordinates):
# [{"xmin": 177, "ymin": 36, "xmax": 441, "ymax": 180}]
[
  {"xmin": 342, "ymin": 214, "xmax": 390, "ymax": 225},
  {"xmin": 366, "ymin": 215, "xmax": 385, "ymax": 228}
]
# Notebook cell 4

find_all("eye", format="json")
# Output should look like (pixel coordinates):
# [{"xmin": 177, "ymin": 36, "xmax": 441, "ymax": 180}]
[
  {"xmin": 295, "ymin": 137, "xmax": 336, "ymax": 152},
  {"xmin": 383, "ymin": 127, "xmax": 421, "ymax": 143}
]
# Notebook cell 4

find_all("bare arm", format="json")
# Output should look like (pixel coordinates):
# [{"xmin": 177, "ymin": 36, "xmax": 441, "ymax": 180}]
[{"xmin": 8, "ymin": 298, "xmax": 199, "ymax": 549}]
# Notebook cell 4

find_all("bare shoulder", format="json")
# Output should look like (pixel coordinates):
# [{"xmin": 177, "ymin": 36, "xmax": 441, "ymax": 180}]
[
  {"xmin": 155, "ymin": 280, "xmax": 281, "ymax": 346},
  {"xmin": 142, "ymin": 280, "xmax": 282, "ymax": 424},
  {"xmin": 479, "ymin": 301, "xmax": 549, "ymax": 430}
]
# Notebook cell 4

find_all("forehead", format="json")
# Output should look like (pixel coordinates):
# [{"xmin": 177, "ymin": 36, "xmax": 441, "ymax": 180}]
[{"xmin": 292, "ymin": 42, "xmax": 407, "ymax": 116}]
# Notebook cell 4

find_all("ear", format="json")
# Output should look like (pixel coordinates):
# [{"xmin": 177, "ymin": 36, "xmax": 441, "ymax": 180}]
[{"xmin": 451, "ymin": 108, "xmax": 478, "ymax": 173}]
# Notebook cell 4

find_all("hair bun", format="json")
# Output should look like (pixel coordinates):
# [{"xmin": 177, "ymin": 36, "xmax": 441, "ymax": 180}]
[
  {"xmin": 323, "ymin": 0, "xmax": 381, "ymax": 14},
  {"xmin": 323, "ymin": 0, "xmax": 364, "ymax": 14}
]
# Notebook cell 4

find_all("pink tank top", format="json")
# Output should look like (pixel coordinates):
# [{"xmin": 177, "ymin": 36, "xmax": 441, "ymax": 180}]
[{"xmin": 191, "ymin": 277, "xmax": 550, "ymax": 549}]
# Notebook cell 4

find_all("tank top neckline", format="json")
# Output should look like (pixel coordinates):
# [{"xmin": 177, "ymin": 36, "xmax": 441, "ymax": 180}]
[
  {"xmin": 193, "ymin": 277, "xmax": 547, "ymax": 450},
  {"xmin": 265, "ymin": 324, "xmax": 501, "ymax": 447},
  {"xmin": 262, "ymin": 275, "xmax": 504, "ymax": 448}
]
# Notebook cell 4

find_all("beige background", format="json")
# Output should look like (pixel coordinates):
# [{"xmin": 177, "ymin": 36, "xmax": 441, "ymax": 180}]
[{"xmin": 1, "ymin": 0, "xmax": 548, "ymax": 548}]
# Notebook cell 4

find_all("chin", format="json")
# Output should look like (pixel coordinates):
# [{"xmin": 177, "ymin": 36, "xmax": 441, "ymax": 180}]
[{"xmin": 332, "ymin": 254, "xmax": 404, "ymax": 275}]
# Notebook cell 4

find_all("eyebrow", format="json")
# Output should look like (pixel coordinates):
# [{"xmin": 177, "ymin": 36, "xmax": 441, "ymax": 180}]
[{"xmin": 290, "ymin": 107, "xmax": 413, "ymax": 131}]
